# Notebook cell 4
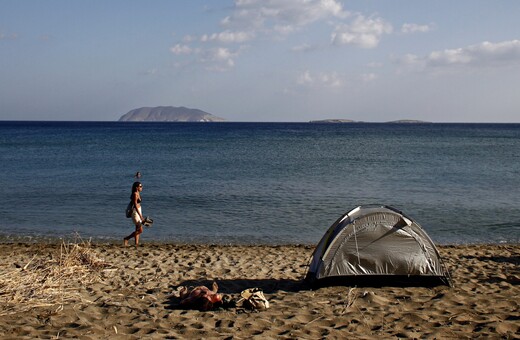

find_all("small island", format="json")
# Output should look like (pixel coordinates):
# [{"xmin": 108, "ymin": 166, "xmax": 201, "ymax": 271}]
[
  {"xmin": 119, "ymin": 106, "xmax": 226, "ymax": 122},
  {"xmin": 309, "ymin": 119, "xmax": 357, "ymax": 123}
]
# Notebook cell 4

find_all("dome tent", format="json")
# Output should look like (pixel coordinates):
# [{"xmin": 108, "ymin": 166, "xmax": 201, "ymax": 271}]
[{"xmin": 306, "ymin": 205, "xmax": 451, "ymax": 287}]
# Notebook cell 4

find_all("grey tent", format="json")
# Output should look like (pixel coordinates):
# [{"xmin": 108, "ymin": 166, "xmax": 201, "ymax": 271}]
[{"xmin": 306, "ymin": 205, "xmax": 451, "ymax": 287}]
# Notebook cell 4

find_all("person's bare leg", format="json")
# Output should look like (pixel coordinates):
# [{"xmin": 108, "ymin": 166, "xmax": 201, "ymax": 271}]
[
  {"xmin": 124, "ymin": 228, "xmax": 139, "ymax": 247},
  {"xmin": 135, "ymin": 225, "xmax": 143, "ymax": 246},
  {"xmin": 124, "ymin": 232, "xmax": 135, "ymax": 246}
]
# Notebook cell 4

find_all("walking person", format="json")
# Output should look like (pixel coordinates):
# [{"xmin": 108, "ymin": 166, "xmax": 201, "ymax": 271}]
[{"xmin": 124, "ymin": 182, "xmax": 145, "ymax": 246}]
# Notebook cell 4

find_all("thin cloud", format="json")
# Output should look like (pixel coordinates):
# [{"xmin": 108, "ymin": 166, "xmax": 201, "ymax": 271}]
[
  {"xmin": 331, "ymin": 14, "xmax": 392, "ymax": 48},
  {"xmin": 140, "ymin": 68, "xmax": 158, "ymax": 76},
  {"xmin": 170, "ymin": 44, "xmax": 193, "ymax": 55},
  {"xmin": 366, "ymin": 62, "xmax": 383, "ymax": 68},
  {"xmin": 170, "ymin": 44, "xmax": 239, "ymax": 72},
  {"xmin": 182, "ymin": 35, "xmax": 197, "ymax": 43},
  {"xmin": 297, "ymin": 70, "xmax": 314, "ymax": 85},
  {"xmin": 224, "ymin": 0, "xmax": 349, "ymax": 33},
  {"xmin": 0, "ymin": 32, "xmax": 18, "ymax": 40},
  {"xmin": 200, "ymin": 30, "xmax": 255, "ymax": 43},
  {"xmin": 401, "ymin": 23, "xmax": 433, "ymax": 34},
  {"xmin": 399, "ymin": 39, "xmax": 520, "ymax": 70},
  {"xmin": 200, "ymin": 47, "xmax": 239, "ymax": 72},
  {"xmin": 297, "ymin": 70, "xmax": 343, "ymax": 88},
  {"xmin": 360, "ymin": 73, "xmax": 377, "ymax": 82},
  {"xmin": 291, "ymin": 43, "xmax": 317, "ymax": 52}
]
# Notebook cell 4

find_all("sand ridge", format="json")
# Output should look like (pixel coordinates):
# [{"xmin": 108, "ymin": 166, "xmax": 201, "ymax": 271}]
[{"xmin": 0, "ymin": 243, "xmax": 518, "ymax": 339}]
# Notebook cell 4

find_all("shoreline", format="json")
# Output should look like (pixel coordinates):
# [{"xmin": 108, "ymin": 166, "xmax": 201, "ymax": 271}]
[
  {"xmin": 0, "ymin": 242, "xmax": 518, "ymax": 338},
  {"xmin": 0, "ymin": 232, "xmax": 518, "ymax": 247}
]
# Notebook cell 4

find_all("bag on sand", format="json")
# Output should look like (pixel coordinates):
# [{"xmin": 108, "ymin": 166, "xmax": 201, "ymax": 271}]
[
  {"xmin": 237, "ymin": 288, "xmax": 269, "ymax": 311},
  {"xmin": 125, "ymin": 201, "xmax": 133, "ymax": 218}
]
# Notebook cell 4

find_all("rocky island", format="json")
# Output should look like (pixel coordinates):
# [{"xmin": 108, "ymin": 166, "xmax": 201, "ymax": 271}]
[{"xmin": 118, "ymin": 106, "xmax": 226, "ymax": 122}]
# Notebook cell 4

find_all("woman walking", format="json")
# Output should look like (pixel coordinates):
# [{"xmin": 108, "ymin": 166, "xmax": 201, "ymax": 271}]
[{"xmin": 124, "ymin": 182, "xmax": 145, "ymax": 246}]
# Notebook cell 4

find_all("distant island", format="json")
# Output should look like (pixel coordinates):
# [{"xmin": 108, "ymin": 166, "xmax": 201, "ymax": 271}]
[
  {"xmin": 309, "ymin": 119, "xmax": 357, "ymax": 123},
  {"xmin": 118, "ymin": 106, "xmax": 226, "ymax": 122},
  {"xmin": 309, "ymin": 119, "xmax": 431, "ymax": 124},
  {"xmin": 386, "ymin": 119, "xmax": 431, "ymax": 124}
]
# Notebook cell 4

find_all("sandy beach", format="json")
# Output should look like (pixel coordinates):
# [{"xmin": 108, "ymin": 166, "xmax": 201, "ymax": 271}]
[{"xmin": 0, "ymin": 242, "xmax": 518, "ymax": 339}]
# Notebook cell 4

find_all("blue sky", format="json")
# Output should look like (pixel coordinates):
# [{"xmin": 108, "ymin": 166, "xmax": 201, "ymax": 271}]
[{"xmin": 1, "ymin": 0, "xmax": 519, "ymax": 122}]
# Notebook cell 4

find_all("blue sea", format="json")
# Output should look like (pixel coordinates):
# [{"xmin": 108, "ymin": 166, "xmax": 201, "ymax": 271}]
[{"xmin": 0, "ymin": 121, "xmax": 519, "ymax": 245}]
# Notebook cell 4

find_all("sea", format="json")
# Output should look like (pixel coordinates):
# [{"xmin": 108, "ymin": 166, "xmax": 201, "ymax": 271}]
[{"xmin": 0, "ymin": 121, "xmax": 519, "ymax": 245}]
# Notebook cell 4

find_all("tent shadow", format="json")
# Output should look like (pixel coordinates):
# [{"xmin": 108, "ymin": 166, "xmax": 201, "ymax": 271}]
[
  {"xmin": 461, "ymin": 255, "xmax": 519, "ymax": 285},
  {"xmin": 165, "ymin": 278, "xmax": 311, "ymax": 311},
  {"xmin": 473, "ymin": 255, "xmax": 519, "ymax": 265},
  {"xmin": 308, "ymin": 275, "xmax": 451, "ymax": 289}
]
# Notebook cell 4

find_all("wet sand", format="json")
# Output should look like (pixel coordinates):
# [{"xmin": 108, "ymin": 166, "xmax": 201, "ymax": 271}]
[{"xmin": 0, "ymin": 243, "xmax": 518, "ymax": 339}]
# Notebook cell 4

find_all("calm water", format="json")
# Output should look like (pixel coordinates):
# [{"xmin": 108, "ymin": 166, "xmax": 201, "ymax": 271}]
[{"xmin": 0, "ymin": 121, "xmax": 519, "ymax": 245}]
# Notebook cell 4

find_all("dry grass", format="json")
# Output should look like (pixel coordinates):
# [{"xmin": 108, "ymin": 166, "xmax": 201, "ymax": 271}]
[
  {"xmin": 340, "ymin": 287, "xmax": 358, "ymax": 315},
  {"xmin": 0, "ymin": 238, "xmax": 110, "ymax": 316}
]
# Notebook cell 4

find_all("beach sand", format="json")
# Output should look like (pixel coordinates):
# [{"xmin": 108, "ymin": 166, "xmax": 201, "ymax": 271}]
[{"xmin": 0, "ymin": 242, "xmax": 518, "ymax": 339}]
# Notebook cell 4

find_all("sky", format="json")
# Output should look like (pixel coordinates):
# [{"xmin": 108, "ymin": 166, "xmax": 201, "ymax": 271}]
[{"xmin": 1, "ymin": 0, "xmax": 519, "ymax": 122}]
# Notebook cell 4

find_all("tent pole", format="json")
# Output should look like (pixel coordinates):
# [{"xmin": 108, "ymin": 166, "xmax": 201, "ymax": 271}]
[{"xmin": 354, "ymin": 225, "xmax": 361, "ymax": 265}]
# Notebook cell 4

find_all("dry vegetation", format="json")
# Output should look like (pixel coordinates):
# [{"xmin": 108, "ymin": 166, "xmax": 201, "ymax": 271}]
[{"xmin": 0, "ymin": 238, "xmax": 110, "ymax": 316}]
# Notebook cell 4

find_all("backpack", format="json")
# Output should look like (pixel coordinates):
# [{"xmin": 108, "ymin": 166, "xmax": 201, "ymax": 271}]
[
  {"xmin": 237, "ymin": 288, "xmax": 269, "ymax": 311},
  {"xmin": 125, "ymin": 201, "xmax": 134, "ymax": 218}
]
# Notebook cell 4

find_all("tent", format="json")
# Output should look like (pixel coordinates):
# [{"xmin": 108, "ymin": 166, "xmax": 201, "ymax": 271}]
[{"xmin": 306, "ymin": 205, "xmax": 451, "ymax": 287}]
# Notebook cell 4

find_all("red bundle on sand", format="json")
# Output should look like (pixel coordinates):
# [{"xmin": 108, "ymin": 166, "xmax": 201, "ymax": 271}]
[{"xmin": 178, "ymin": 282, "xmax": 223, "ymax": 311}]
